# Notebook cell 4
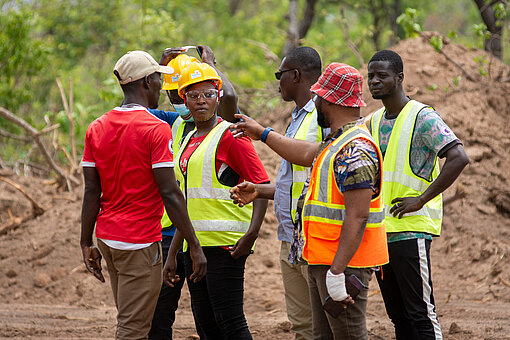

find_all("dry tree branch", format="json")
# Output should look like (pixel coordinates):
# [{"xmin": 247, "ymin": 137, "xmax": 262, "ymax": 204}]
[
  {"xmin": 245, "ymin": 39, "xmax": 280, "ymax": 64},
  {"xmin": 339, "ymin": 7, "xmax": 365, "ymax": 68},
  {"xmin": 56, "ymin": 78, "xmax": 77, "ymax": 169},
  {"xmin": 21, "ymin": 144, "xmax": 36, "ymax": 176},
  {"xmin": 0, "ymin": 176, "xmax": 46, "ymax": 235},
  {"xmin": 0, "ymin": 176, "xmax": 45, "ymax": 215},
  {"xmin": 69, "ymin": 78, "xmax": 76, "ymax": 164},
  {"xmin": 36, "ymin": 124, "xmax": 61, "ymax": 136},
  {"xmin": 438, "ymin": 49, "xmax": 476, "ymax": 82},
  {"xmin": 0, "ymin": 127, "xmax": 31, "ymax": 142},
  {"xmin": 0, "ymin": 106, "xmax": 80, "ymax": 189},
  {"xmin": 419, "ymin": 32, "xmax": 476, "ymax": 82}
]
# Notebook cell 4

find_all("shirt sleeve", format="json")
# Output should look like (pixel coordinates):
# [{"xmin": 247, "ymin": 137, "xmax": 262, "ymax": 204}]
[
  {"xmin": 81, "ymin": 124, "xmax": 96, "ymax": 167},
  {"xmin": 333, "ymin": 138, "xmax": 380, "ymax": 193},
  {"xmin": 218, "ymin": 132, "xmax": 269, "ymax": 184},
  {"xmin": 150, "ymin": 122, "xmax": 174, "ymax": 168},
  {"xmin": 416, "ymin": 109, "xmax": 460, "ymax": 158},
  {"xmin": 148, "ymin": 109, "xmax": 179, "ymax": 128}
]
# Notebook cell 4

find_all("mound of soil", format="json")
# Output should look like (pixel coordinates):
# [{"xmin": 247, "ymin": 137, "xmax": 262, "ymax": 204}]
[{"xmin": 1, "ymin": 35, "xmax": 509, "ymax": 339}]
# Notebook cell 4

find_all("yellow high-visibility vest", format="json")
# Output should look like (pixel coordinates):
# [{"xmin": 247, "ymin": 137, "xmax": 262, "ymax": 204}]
[
  {"xmin": 370, "ymin": 100, "xmax": 442, "ymax": 235},
  {"xmin": 171, "ymin": 116, "xmax": 185, "ymax": 156},
  {"xmin": 302, "ymin": 124, "xmax": 388, "ymax": 267},
  {"xmin": 290, "ymin": 108, "xmax": 322, "ymax": 224},
  {"xmin": 174, "ymin": 121, "xmax": 253, "ymax": 246}
]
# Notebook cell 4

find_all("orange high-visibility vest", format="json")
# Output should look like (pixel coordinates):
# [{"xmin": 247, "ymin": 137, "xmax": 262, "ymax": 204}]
[{"xmin": 302, "ymin": 124, "xmax": 389, "ymax": 267}]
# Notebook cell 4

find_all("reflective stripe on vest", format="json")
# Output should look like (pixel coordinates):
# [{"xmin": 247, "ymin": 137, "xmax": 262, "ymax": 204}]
[
  {"xmin": 290, "ymin": 108, "xmax": 322, "ymax": 224},
  {"xmin": 161, "ymin": 117, "xmax": 191, "ymax": 229},
  {"xmin": 174, "ymin": 121, "xmax": 253, "ymax": 246},
  {"xmin": 303, "ymin": 125, "xmax": 389, "ymax": 267},
  {"xmin": 370, "ymin": 100, "xmax": 442, "ymax": 235}
]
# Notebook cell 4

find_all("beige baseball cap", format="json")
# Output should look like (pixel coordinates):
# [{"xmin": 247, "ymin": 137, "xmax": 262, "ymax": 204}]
[{"xmin": 114, "ymin": 51, "xmax": 174, "ymax": 85}]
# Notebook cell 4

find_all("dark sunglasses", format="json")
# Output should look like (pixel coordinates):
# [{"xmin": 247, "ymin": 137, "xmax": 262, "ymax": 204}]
[{"xmin": 275, "ymin": 68, "xmax": 296, "ymax": 80}]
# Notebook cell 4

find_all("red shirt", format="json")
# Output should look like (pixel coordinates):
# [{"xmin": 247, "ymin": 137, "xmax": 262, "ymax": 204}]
[
  {"xmin": 82, "ymin": 105, "xmax": 174, "ymax": 243},
  {"xmin": 179, "ymin": 123, "xmax": 269, "ymax": 185}
]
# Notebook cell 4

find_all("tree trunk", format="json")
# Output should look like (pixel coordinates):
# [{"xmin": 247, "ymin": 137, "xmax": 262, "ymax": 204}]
[
  {"xmin": 390, "ymin": 0, "xmax": 401, "ymax": 44},
  {"xmin": 370, "ymin": 0, "xmax": 382, "ymax": 51},
  {"xmin": 282, "ymin": 0, "xmax": 299, "ymax": 57},
  {"xmin": 228, "ymin": 0, "xmax": 242, "ymax": 15},
  {"xmin": 474, "ymin": 0, "xmax": 503, "ymax": 59},
  {"xmin": 282, "ymin": 0, "xmax": 318, "ymax": 57},
  {"xmin": 298, "ymin": 0, "xmax": 318, "ymax": 38}
]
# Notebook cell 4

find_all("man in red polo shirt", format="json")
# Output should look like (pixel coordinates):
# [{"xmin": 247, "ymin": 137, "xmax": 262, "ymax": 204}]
[{"xmin": 80, "ymin": 50, "xmax": 206, "ymax": 340}]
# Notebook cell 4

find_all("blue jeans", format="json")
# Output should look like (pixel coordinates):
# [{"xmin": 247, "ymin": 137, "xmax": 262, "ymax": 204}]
[{"xmin": 184, "ymin": 247, "xmax": 252, "ymax": 340}]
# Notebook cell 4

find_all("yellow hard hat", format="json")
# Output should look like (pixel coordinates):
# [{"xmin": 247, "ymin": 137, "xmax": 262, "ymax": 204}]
[
  {"xmin": 178, "ymin": 62, "xmax": 223, "ymax": 99},
  {"xmin": 162, "ymin": 54, "xmax": 199, "ymax": 90}
]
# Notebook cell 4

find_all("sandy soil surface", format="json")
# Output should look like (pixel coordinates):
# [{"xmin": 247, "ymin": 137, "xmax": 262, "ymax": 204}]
[{"xmin": 1, "ymin": 36, "xmax": 510, "ymax": 339}]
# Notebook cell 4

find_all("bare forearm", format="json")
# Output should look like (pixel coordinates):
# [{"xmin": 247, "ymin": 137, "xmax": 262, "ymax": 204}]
[
  {"xmin": 330, "ymin": 215, "xmax": 366, "ymax": 274},
  {"xmin": 330, "ymin": 188, "xmax": 372, "ymax": 274},
  {"xmin": 245, "ymin": 198, "xmax": 268, "ymax": 239},
  {"xmin": 162, "ymin": 190, "xmax": 200, "ymax": 248},
  {"xmin": 80, "ymin": 168, "xmax": 101, "ymax": 247},
  {"xmin": 80, "ymin": 191, "xmax": 100, "ymax": 246},
  {"xmin": 265, "ymin": 131, "xmax": 319, "ymax": 167},
  {"xmin": 254, "ymin": 183, "xmax": 276, "ymax": 200},
  {"xmin": 420, "ymin": 145, "xmax": 469, "ymax": 204},
  {"xmin": 154, "ymin": 167, "xmax": 201, "ymax": 248},
  {"xmin": 169, "ymin": 229, "xmax": 184, "ymax": 258}
]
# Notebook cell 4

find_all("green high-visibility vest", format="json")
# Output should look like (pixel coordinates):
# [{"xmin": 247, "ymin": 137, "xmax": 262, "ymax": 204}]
[
  {"xmin": 174, "ymin": 120, "xmax": 253, "ymax": 246},
  {"xmin": 370, "ymin": 100, "xmax": 442, "ymax": 235},
  {"xmin": 160, "ymin": 117, "xmax": 195, "ymax": 229},
  {"xmin": 290, "ymin": 108, "xmax": 322, "ymax": 224}
]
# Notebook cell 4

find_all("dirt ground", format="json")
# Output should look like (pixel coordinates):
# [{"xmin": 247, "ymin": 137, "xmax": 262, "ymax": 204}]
[{"xmin": 1, "ymin": 36, "xmax": 510, "ymax": 339}]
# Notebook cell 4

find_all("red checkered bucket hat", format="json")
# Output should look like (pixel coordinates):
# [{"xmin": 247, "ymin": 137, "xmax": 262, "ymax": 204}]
[{"xmin": 310, "ymin": 63, "xmax": 366, "ymax": 107}]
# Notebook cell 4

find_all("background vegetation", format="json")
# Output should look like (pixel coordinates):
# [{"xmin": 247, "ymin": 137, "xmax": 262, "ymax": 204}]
[{"xmin": 0, "ymin": 0, "xmax": 508, "ymax": 170}]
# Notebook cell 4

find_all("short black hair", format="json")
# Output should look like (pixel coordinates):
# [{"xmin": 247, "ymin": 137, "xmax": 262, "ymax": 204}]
[
  {"xmin": 369, "ymin": 50, "xmax": 403, "ymax": 74},
  {"xmin": 117, "ymin": 76, "xmax": 144, "ymax": 93},
  {"xmin": 285, "ymin": 46, "xmax": 322, "ymax": 80}
]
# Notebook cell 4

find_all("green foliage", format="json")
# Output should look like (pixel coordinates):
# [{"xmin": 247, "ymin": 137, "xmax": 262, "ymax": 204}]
[
  {"xmin": 0, "ymin": 0, "xmax": 508, "ymax": 165},
  {"xmin": 0, "ymin": 9, "xmax": 50, "ymax": 113},
  {"xmin": 473, "ymin": 23, "xmax": 491, "ymax": 49},
  {"xmin": 397, "ymin": 8, "xmax": 422, "ymax": 38},
  {"xmin": 493, "ymin": 2, "xmax": 508, "ymax": 26},
  {"xmin": 448, "ymin": 30, "xmax": 458, "ymax": 39},
  {"xmin": 474, "ymin": 56, "xmax": 489, "ymax": 76},
  {"xmin": 453, "ymin": 75, "xmax": 462, "ymax": 86},
  {"xmin": 429, "ymin": 35, "xmax": 444, "ymax": 52}
]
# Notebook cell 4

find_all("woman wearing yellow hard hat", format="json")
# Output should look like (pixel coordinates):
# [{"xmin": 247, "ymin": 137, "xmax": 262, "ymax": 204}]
[
  {"xmin": 163, "ymin": 62, "xmax": 269, "ymax": 339},
  {"xmin": 148, "ymin": 46, "xmax": 238, "ymax": 340}
]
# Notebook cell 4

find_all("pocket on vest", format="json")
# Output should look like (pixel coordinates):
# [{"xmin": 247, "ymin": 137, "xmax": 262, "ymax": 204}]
[{"xmin": 308, "ymin": 222, "xmax": 341, "ymax": 241}]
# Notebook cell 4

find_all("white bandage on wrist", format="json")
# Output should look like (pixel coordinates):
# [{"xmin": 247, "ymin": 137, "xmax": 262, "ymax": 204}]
[{"xmin": 326, "ymin": 269, "xmax": 347, "ymax": 301}]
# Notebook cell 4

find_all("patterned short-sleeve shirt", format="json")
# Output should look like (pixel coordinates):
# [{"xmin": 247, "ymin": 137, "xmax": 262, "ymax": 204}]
[
  {"xmin": 289, "ymin": 118, "xmax": 380, "ymax": 263},
  {"xmin": 377, "ymin": 107, "xmax": 460, "ymax": 180}
]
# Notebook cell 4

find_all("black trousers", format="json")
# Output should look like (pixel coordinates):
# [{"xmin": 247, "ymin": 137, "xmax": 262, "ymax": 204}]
[
  {"xmin": 375, "ymin": 238, "xmax": 442, "ymax": 340},
  {"xmin": 149, "ymin": 235, "xmax": 203, "ymax": 340},
  {"xmin": 184, "ymin": 247, "xmax": 252, "ymax": 340}
]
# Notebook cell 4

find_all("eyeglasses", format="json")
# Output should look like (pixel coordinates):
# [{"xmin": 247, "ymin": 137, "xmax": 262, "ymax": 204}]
[
  {"xmin": 185, "ymin": 89, "xmax": 219, "ymax": 101},
  {"xmin": 275, "ymin": 68, "xmax": 296, "ymax": 80}
]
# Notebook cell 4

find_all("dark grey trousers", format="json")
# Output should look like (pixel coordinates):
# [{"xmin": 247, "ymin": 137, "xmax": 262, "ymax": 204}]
[{"xmin": 308, "ymin": 265, "xmax": 373, "ymax": 340}]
